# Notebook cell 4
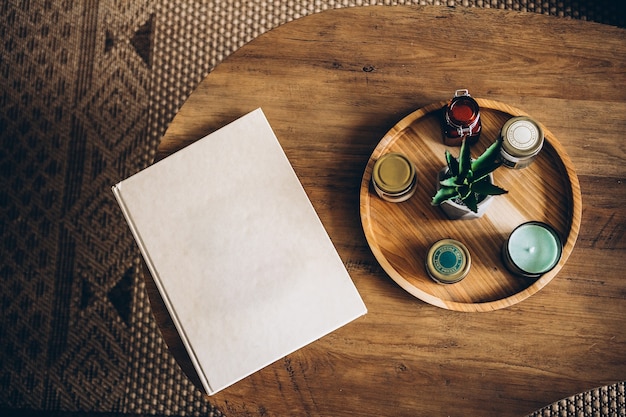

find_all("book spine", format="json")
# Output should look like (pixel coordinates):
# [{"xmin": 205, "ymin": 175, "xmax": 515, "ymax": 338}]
[{"xmin": 111, "ymin": 184, "xmax": 156, "ymax": 278}]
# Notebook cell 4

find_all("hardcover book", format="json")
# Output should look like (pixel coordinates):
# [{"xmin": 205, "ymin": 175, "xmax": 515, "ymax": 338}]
[{"xmin": 112, "ymin": 108, "xmax": 367, "ymax": 395}]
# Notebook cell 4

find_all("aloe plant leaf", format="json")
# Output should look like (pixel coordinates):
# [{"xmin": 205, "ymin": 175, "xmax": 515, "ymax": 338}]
[
  {"xmin": 431, "ymin": 186, "xmax": 458, "ymax": 206},
  {"xmin": 457, "ymin": 139, "xmax": 471, "ymax": 180},
  {"xmin": 440, "ymin": 177, "xmax": 461, "ymax": 187},
  {"xmin": 458, "ymin": 185, "xmax": 472, "ymax": 200},
  {"xmin": 445, "ymin": 150, "xmax": 459, "ymax": 176},
  {"xmin": 471, "ymin": 138, "xmax": 503, "ymax": 173},
  {"xmin": 473, "ymin": 177, "xmax": 508, "ymax": 196},
  {"xmin": 462, "ymin": 192, "xmax": 479, "ymax": 213},
  {"xmin": 472, "ymin": 160, "xmax": 502, "ymax": 181}
]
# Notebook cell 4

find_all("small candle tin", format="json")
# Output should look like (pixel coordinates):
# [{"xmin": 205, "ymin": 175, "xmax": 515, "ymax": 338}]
[
  {"xmin": 442, "ymin": 89, "xmax": 482, "ymax": 147},
  {"xmin": 502, "ymin": 221, "xmax": 562, "ymax": 279},
  {"xmin": 499, "ymin": 116, "xmax": 544, "ymax": 169},
  {"xmin": 372, "ymin": 153, "xmax": 417, "ymax": 203},
  {"xmin": 425, "ymin": 239, "xmax": 471, "ymax": 284}
]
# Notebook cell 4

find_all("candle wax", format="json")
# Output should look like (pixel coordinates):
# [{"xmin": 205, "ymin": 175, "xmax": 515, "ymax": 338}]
[{"xmin": 508, "ymin": 224, "xmax": 560, "ymax": 274}]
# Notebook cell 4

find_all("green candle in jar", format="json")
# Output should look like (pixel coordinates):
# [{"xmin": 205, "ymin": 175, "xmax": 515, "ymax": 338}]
[{"xmin": 503, "ymin": 222, "xmax": 562, "ymax": 278}]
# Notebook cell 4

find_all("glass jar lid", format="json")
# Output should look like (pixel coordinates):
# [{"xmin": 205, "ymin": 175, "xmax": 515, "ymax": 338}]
[
  {"xmin": 372, "ymin": 153, "xmax": 416, "ymax": 195},
  {"xmin": 426, "ymin": 239, "xmax": 471, "ymax": 284},
  {"xmin": 501, "ymin": 116, "xmax": 544, "ymax": 157}
]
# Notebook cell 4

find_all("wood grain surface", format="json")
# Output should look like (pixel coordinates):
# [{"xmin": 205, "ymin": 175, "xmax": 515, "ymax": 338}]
[
  {"xmin": 153, "ymin": 6, "xmax": 626, "ymax": 417},
  {"xmin": 360, "ymin": 99, "xmax": 582, "ymax": 311}
]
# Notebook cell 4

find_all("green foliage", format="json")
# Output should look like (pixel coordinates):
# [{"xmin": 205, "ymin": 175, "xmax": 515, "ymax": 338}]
[{"xmin": 432, "ymin": 139, "xmax": 508, "ymax": 213}]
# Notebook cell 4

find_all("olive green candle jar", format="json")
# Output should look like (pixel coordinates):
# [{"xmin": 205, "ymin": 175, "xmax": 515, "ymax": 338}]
[{"xmin": 372, "ymin": 153, "xmax": 417, "ymax": 203}]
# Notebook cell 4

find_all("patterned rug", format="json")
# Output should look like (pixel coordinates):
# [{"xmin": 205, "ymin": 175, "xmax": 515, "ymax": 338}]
[
  {"xmin": 527, "ymin": 381, "xmax": 625, "ymax": 417},
  {"xmin": 1, "ymin": 1, "xmax": 624, "ymax": 416}
]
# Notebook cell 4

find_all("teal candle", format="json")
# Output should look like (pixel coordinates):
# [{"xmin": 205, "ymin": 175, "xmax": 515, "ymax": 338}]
[{"xmin": 503, "ymin": 222, "xmax": 562, "ymax": 278}]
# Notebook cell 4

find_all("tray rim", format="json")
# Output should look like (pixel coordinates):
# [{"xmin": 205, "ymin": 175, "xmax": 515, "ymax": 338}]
[{"xmin": 359, "ymin": 99, "xmax": 583, "ymax": 312}]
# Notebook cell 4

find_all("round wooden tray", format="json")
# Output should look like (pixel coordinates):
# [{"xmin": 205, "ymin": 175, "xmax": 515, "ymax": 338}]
[{"xmin": 359, "ymin": 99, "xmax": 582, "ymax": 312}]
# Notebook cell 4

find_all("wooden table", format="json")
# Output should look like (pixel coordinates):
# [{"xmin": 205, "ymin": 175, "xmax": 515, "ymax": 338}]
[{"xmin": 152, "ymin": 6, "xmax": 626, "ymax": 417}]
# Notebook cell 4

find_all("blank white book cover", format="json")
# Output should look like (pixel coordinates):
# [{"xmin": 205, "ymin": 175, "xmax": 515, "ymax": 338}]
[{"xmin": 112, "ymin": 108, "xmax": 367, "ymax": 395}]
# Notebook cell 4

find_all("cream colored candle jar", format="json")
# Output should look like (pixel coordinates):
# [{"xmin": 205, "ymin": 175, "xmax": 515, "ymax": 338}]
[{"xmin": 500, "ymin": 116, "xmax": 544, "ymax": 169}]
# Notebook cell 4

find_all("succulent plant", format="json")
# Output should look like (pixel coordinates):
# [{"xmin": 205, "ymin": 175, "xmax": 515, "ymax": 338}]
[{"xmin": 431, "ymin": 138, "xmax": 508, "ymax": 213}]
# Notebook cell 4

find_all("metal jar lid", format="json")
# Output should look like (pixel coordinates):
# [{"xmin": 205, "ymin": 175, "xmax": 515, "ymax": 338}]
[
  {"xmin": 446, "ymin": 90, "xmax": 481, "ymax": 130},
  {"xmin": 372, "ymin": 153, "xmax": 417, "ymax": 196},
  {"xmin": 425, "ymin": 239, "xmax": 471, "ymax": 284},
  {"xmin": 500, "ymin": 116, "xmax": 544, "ymax": 157}
]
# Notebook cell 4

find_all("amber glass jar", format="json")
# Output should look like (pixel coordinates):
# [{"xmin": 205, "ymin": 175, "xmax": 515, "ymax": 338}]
[{"xmin": 442, "ymin": 89, "xmax": 482, "ymax": 146}]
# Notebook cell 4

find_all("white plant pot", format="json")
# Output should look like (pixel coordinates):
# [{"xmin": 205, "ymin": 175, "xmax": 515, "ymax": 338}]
[{"xmin": 436, "ymin": 168, "xmax": 494, "ymax": 220}]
